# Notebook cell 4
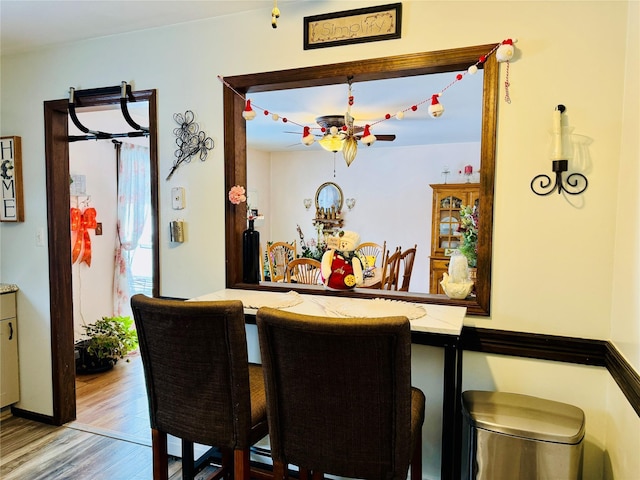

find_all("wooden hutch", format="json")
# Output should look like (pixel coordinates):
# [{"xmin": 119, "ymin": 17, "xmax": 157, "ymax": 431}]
[{"xmin": 429, "ymin": 183, "xmax": 479, "ymax": 294}]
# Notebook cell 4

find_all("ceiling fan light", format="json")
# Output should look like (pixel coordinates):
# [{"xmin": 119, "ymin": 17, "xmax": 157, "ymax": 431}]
[
  {"xmin": 342, "ymin": 137, "xmax": 358, "ymax": 166},
  {"xmin": 318, "ymin": 134, "xmax": 344, "ymax": 152}
]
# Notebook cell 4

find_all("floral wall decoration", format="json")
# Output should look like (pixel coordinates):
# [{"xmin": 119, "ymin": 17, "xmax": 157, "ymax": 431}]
[{"xmin": 166, "ymin": 110, "xmax": 214, "ymax": 180}]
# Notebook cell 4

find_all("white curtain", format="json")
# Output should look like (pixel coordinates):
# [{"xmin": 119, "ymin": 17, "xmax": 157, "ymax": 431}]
[{"xmin": 113, "ymin": 143, "xmax": 150, "ymax": 317}]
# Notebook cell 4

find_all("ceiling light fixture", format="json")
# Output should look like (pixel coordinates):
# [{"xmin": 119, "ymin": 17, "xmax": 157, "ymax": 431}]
[{"xmin": 318, "ymin": 125, "xmax": 345, "ymax": 153}]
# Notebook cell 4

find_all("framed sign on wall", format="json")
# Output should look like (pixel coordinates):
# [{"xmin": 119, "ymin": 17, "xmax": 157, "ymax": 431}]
[
  {"xmin": 1, "ymin": 136, "xmax": 24, "ymax": 222},
  {"xmin": 303, "ymin": 3, "xmax": 402, "ymax": 50}
]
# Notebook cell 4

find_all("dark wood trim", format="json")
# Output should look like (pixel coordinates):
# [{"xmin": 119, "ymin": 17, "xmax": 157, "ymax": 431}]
[
  {"xmin": 44, "ymin": 90, "xmax": 159, "ymax": 425},
  {"xmin": 223, "ymin": 44, "xmax": 498, "ymax": 317},
  {"xmin": 44, "ymin": 98, "xmax": 75, "ymax": 426},
  {"xmin": 9, "ymin": 406, "xmax": 56, "ymax": 425},
  {"xmin": 461, "ymin": 326, "xmax": 607, "ymax": 366},
  {"xmin": 461, "ymin": 327, "xmax": 639, "ymax": 417},
  {"xmin": 606, "ymin": 342, "xmax": 640, "ymax": 417}
]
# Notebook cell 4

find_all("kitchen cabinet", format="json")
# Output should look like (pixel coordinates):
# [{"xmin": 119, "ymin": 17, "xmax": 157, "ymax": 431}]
[{"xmin": 1, "ymin": 290, "xmax": 19, "ymax": 408}]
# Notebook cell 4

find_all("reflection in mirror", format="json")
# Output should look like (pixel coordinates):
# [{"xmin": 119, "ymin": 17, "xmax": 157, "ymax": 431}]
[
  {"xmin": 247, "ymin": 70, "xmax": 482, "ymax": 296},
  {"xmin": 316, "ymin": 182, "xmax": 343, "ymax": 212},
  {"xmin": 223, "ymin": 45, "xmax": 498, "ymax": 316}
]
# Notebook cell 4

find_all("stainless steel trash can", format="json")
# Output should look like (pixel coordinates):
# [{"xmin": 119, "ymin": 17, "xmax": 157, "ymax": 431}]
[{"xmin": 462, "ymin": 391, "xmax": 585, "ymax": 480}]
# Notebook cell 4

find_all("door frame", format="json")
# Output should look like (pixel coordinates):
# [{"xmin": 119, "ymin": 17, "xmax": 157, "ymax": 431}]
[{"xmin": 44, "ymin": 89, "xmax": 159, "ymax": 425}]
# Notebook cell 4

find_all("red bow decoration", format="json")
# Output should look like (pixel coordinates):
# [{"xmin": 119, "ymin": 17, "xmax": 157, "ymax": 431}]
[{"xmin": 70, "ymin": 207, "xmax": 97, "ymax": 266}]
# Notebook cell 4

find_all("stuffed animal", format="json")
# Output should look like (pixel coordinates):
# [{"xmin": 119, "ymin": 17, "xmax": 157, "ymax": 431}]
[{"xmin": 321, "ymin": 231, "xmax": 364, "ymax": 290}]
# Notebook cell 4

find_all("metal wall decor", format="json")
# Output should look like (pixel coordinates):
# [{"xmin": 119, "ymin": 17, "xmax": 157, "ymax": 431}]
[
  {"xmin": 167, "ymin": 110, "xmax": 214, "ymax": 180},
  {"xmin": 531, "ymin": 105, "xmax": 588, "ymax": 196}
]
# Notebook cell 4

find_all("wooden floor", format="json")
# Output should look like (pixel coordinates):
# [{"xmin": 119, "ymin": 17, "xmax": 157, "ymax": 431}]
[{"xmin": 0, "ymin": 352, "xmax": 195, "ymax": 480}]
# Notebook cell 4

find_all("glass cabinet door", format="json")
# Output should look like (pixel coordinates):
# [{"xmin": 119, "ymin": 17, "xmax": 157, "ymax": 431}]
[{"xmin": 438, "ymin": 195, "xmax": 462, "ymax": 251}]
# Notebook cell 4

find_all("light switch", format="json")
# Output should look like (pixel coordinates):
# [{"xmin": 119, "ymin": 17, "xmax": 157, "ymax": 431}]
[{"xmin": 171, "ymin": 187, "xmax": 185, "ymax": 210}]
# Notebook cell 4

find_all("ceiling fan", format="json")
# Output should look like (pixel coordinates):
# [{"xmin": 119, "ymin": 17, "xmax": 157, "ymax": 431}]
[
  {"xmin": 309, "ymin": 112, "xmax": 396, "ymax": 166},
  {"xmin": 315, "ymin": 114, "xmax": 396, "ymax": 142}
]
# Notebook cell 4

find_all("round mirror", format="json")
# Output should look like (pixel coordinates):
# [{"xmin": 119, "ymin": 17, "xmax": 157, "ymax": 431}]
[{"xmin": 315, "ymin": 182, "xmax": 343, "ymax": 212}]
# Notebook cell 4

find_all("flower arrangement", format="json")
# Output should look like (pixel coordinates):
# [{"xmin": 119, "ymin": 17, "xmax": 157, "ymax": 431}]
[
  {"xmin": 228, "ymin": 185, "xmax": 257, "ymax": 221},
  {"xmin": 458, "ymin": 204, "xmax": 478, "ymax": 267},
  {"xmin": 296, "ymin": 224, "xmax": 327, "ymax": 261}
]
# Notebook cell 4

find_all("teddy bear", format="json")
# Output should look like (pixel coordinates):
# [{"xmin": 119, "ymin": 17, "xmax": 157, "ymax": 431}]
[{"xmin": 320, "ymin": 231, "xmax": 364, "ymax": 290}]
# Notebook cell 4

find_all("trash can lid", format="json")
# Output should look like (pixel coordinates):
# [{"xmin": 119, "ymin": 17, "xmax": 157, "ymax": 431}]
[{"xmin": 462, "ymin": 391, "xmax": 585, "ymax": 444}]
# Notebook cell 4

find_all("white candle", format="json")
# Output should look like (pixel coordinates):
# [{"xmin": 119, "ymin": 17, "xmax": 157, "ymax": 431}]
[
  {"xmin": 552, "ymin": 108, "xmax": 563, "ymax": 160},
  {"xmin": 448, "ymin": 252, "xmax": 469, "ymax": 283}
]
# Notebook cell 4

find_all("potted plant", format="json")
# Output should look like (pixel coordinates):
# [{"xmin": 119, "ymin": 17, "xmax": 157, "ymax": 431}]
[{"xmin": 75, "ymin": 315, "xmax": 138, "ymax": 374}]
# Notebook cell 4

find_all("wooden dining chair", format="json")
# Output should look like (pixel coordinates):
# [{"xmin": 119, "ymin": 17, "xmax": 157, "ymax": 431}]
[
  {"xmin": 267, "ymin": 241, "xmax": 297, "ymax": 282},
  {"xmin": 354, "ymin": 241, "xmax": 386, "ymax": 268},
  {"xmin": 380, "ymin": 247, "xmax": 401, "ymax": 290},
  {"xmin": 130, "ymin": 294, "xmax": 270, "ymax": 480},
  {"xmin": 285, "ymin": 258, "xmax": 322, "ymax": 285},
  {"xmin": 256, "ymin": 307, "xmax": 425, "ymax": 480},
  {"xmin": 398, "ymin": 244, "xmax": 418, "ymax": 292}
]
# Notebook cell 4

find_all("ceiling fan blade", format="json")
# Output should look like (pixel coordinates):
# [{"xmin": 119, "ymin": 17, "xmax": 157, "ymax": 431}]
[
  {"xmin": 375, "ymin": 134, "xmax": 396, "ymax": 141},
  {"xmin": 355, "ymin": 134, "xmax": 396, "ymax": 141}
]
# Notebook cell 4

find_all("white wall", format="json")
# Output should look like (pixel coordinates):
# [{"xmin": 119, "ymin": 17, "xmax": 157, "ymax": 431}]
[{"xmin": 1, "ymin": 1, "xmax": 638, "ymax": 478}]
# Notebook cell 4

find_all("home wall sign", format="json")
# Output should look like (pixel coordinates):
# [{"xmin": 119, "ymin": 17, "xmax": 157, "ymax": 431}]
[
  {"xmin": 0, "ymin": 136, "xmax": 24, "ymax": 222},
  {"xmin": 303, "ymin": 3, "xmax": 402, "ymax": 50}
]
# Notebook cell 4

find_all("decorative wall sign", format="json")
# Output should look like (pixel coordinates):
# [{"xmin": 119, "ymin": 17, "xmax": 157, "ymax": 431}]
[
  {"xmin": 0, "ymin": 136, "xmax": 24, "ymax": 222},
  {"xmin": 304, "ymin": 3, "xmax": 402, "ymax": 50}
]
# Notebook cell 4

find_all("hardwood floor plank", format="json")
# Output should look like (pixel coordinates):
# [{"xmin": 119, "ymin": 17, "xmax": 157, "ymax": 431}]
[
  {"xmin": 1, "ymin": 417, "xmax": 146, "ymax": 479},
  {"xmin": 0, "ymin": 351, "xmax": 188, "ymax": 479}
]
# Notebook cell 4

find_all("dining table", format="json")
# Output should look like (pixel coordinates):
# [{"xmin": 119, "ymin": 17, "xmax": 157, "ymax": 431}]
[{"xmin": 190, "ymin": 288, "xmax": 466, "ymax": 480}]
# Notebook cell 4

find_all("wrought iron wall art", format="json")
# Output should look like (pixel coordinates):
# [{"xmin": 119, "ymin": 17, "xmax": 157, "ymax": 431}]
[
  {"xmin": 531, "ymin": 105, "xmax": 588, "ymax": 196},
  {"xmin": 167, "ymin": 110, "xmax": 214, "ymax": 180}
]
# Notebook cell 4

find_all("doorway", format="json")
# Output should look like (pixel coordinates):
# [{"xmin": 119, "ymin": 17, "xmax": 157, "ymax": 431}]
[{"xmin": 44, "ymin": 88, "xmax": 159, "ymax": 425}]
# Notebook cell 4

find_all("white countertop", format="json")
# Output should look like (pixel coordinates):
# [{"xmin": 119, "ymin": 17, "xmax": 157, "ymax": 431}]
[
  {"xmin": 0, "ymin": 284, "xmax": 19, "ymax": 294},
  {"xmin": 191, "ymin": 288, "xmax": 465, "ymax": 336}
]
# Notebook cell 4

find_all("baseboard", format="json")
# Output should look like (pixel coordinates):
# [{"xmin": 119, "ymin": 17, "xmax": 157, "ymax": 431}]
[{"xmin": 10, "ymin": 406, "xmax": 56, "ymax": 424}]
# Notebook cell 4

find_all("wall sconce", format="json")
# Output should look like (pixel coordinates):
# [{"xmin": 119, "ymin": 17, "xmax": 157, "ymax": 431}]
[
  {"xmin": 303, "ymin": 198, "xmax": 312, "ymax": 210},
  {"xmin": 346, "ymin": 198, "xmax": 356, "ymax": 210},
  {"xmin": 531, "ymin": 105, "xmax": 588, "ymax": 196}
]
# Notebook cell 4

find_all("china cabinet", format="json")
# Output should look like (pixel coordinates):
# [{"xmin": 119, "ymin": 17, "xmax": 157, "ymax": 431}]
[
  {"xmin": 429, "ymin": 183, "xmax": 479, "ymax": 294},
  {"xmin": 1, "ymin": 290, "xmax": 20, "ymax": 408}
]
